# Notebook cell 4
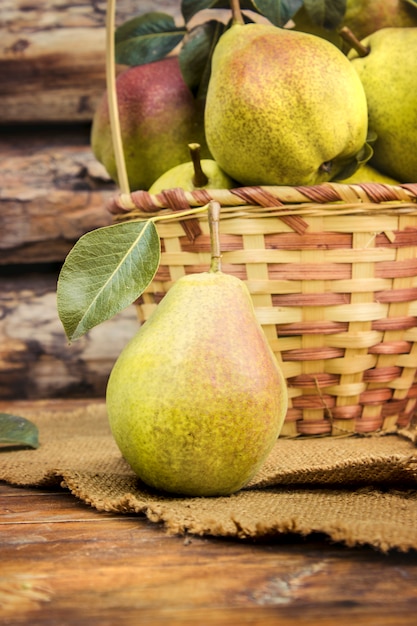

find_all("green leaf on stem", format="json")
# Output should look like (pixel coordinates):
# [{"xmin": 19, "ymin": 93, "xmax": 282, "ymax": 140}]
[
  {"xmin": 180, "ymin": 0, "xmax": 259, "ymax": 24},
  {"xmin": 180, "ymin": 20, "xmax": 227, "ymax": 97},
  {"xmin": 0, "ymin": 414, "xmax": 39, "ymax": 450},
  {"xmin": 303, "ymin": 0, "xmax": 347, "ymax": 29},
  {"xmin": 181, "ymin": 0, "xmax": 231, "ymax": 23},
  {"xmin": 332, "ymin": 141, "xmax": 374, "ymax": 182},
  {"xmin": 57, "ymin": 221, "xmax": 161, "ymax": 342},
  {"xmin": 251, "ymin": 0, "xmax": 304, "ymax": 26},
  {"xmin": 181, "ymin": 0, "xmax": 221, "ymax": 23},
  {"xmin": 115, "ymin": 12, "xmax": 186, "ymax": 66}
]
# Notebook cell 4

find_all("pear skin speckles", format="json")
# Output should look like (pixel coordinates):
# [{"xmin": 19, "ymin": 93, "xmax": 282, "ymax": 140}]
[{"xmin": 205, "ymin": 23, "xmax": 368, "ymax": 186}]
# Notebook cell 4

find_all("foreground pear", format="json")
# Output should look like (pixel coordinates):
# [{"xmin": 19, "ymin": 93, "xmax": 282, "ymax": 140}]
[
  {"xmin": 148, "ymin": 143, "xmax": 235, "ymax": 194},
  {"xmin": 348, "ymin": 28, "xmax": 417, "ymax": 183},
  {"xmin": 106, "ymin": 204, "xmax": 287, "ymax": 497},
  {"xmin": 204, "ymin": 0, "xmax": 368, "ymax": 186},
  {"xmin": 91, "ymin": 57, "xmax": 210, "ymax": 191}
]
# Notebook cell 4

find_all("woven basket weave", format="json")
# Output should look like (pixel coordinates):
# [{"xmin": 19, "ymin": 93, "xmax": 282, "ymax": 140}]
[{"xmin": 109, "ymin": 182, "xmax": 417, "ymax": 438}]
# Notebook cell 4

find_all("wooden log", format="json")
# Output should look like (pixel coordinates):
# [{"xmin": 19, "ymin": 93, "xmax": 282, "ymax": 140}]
[
  {"xmin": 0, "ymin": 0, "xmax": 182, "ymax": 123},
  {"xmin": 0, "ymin": 126, "xmax": 116, "ymax": 264},
  {"xmin": 0, "ymin": 268, "xmax": 139, "ymax": 400}
]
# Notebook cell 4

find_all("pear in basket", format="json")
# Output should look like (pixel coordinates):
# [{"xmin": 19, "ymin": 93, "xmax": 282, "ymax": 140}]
[
  {"xmin": 106, "ymin": 203, "xmax": 287, "ymax": 497},
  {"xmin": 348, "ymin": 27, "xmax": 417, "ymax": 183},
  {"xmin": 148, "ymin": 143, "xmax": 235, "ymax": 194},
  {"xmin": 204, "ymin": 0, "xmax": 368, "ymax": 186},
  {"xmin": 342, "ymin": 0, "xmax": 417, "ymax": 40},
  {"xmin": 91, "ymin": 57, "xmax": 209, "ymax": 191},
  {"xmin": 292, "ymin": 0, "xmax": 417, "ymax": 50}
]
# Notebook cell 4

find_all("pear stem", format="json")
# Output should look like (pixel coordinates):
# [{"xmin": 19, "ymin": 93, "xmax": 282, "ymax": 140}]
[
  {"xmin": 208, "ymin": 201, "xmax": 222, "ymax": 273},
  {"xmin": 105, "ymin": 0, "xmax": 130, "ymax": 194},
  {"xmin": 338, "ymin": 26, "xmax": 370, "ymax": 57},
  {"xmin": 188, "ymin": 143, "xmax": 209, "ymax": 188},
  {"xmin": 230, "ymin": 0, "xmax": 244, "ymax": 25}
]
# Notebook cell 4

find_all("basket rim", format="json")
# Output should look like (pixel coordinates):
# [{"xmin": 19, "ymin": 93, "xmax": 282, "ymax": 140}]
[{"xmin": 108, "ymin": 181, "xmax": 417, "ymax": 220}]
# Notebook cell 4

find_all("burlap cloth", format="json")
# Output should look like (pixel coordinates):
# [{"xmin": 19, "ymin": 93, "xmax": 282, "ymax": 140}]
[{"xmin": 1, "ymin": 402, "xmax": 417, "ymax": 552}]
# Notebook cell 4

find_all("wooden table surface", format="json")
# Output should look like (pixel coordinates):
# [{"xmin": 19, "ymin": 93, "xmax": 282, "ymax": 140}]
[{"xmin": 1, "ymin": 400, "xmax": 417, "ymax": 626}]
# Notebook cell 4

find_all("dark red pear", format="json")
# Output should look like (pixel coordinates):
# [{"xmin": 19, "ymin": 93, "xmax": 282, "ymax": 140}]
[{"xmin": 91, "ymin": 56, "xmax": 210, "ymax": 191}]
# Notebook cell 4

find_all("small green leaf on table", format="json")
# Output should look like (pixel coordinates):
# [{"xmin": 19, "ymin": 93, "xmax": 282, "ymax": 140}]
[
  {"xmin": 57, "ymin": 220, "xmax": 161, "ymax": 342},
  {"xmin": 0, "ymin": 414, "xmax": 39, "ymax": 450}
]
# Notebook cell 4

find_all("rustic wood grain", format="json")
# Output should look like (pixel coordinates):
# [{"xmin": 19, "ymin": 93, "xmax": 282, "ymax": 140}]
[
  {"xmin": 0, "ymin": 126, "xmax": 115, "ymax": 264},
  {"xmin": 0, "ymin": 0, "xmax": 183, "ymax": 123},
  {"xmin": 0, "ymin": 269, "xmax": 139, "ymax": 400},
  {"xmin": 1, "ymin": 412, "xmax": 417, "ymax": 626}
]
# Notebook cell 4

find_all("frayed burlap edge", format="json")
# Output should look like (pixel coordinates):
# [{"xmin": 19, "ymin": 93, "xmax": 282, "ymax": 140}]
[
  {"xmin": 1, "ymin": 403, "xmax": 417, "ymax": 552},
  {"xmin": 60, "ymin": 470, "xmax": 417, "ymax": 553}
]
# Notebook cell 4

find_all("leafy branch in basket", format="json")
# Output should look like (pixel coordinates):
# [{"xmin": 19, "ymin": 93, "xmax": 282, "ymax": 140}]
[
  {"xmin": 113, "ymin": 1, "xmax": 348, "ymax": 99},
  {"xmin": 111, "ymin": 0, "xmax": 417, "ymax": 103}
]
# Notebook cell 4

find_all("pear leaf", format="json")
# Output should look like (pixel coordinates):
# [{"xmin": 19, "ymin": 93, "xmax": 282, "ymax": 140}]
[
  {"xmin": 356, "ymin": 141, "xmax": 374, "ymax": 167},
  {"xmin": 181, "ymin": 0, "xmax": 258, "ymax": 24},
  {"xmin": 115, "ymin": 12, "xmax": 186, "ymax": 67},
  {"xmin": 179, "ymin": 20, "xmax": 226, "ymax": 97},
  {"xmin": 251, "ymin": 0, "xmax": 304, "ymax": 26},
  {"xmin": 0, "ymin": 414, "xmax": 39, "ymax": 450},
  {"xmin": 333, "ymin": 141, "xmax": 374, "ymax": 182},
  {"xmin": 181, "ymin": 0, "xmax": 221, "ymax": 23},
  {"xmin": 57, "ymin": 221, "xmax": 161, "ymax": 342},
  {"xmin": 303, "ymin": 0, "xmax": 347, "ymax": 29}
]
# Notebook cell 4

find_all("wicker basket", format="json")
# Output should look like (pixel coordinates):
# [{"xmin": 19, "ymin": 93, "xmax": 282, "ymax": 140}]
[{"xmin": 109, "ymin": 182, "xmax": 417, "ymax": 438}]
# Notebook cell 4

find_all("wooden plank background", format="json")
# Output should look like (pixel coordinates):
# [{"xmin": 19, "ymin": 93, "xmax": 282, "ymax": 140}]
[
  {"xmin": 0, "ymin": 125, "xmax": 114, "ymax": 264},
  {"xmin": 1, "ymin": 0, "xmax": 182, "ymax": 122},
  {"xmin": 0, "ymin": 266, "xmax": 140, "ymax": 399},
  {"xmin": 0, "ymin": 1, "xmax": 185, "ymax": 398}
]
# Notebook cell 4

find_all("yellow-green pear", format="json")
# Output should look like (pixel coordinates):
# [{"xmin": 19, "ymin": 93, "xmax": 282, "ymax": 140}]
[
  {"xmin": 106, "ymin": 204, "xmax": 287, "ymax": 497},
  {"xmin": 204, "ymin": 0, "xmax": 368, "ymax": 186},
  {"xmin": 348, "ymin": 28, "xmax": 417, "ymax": 183},
  {"xmin": 336, "ymin": 163, "xmax": 400, "ymax": 185},
  {"xmin": 148, "ymin": 143, "xmax": 235, "ymax": 194}
]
